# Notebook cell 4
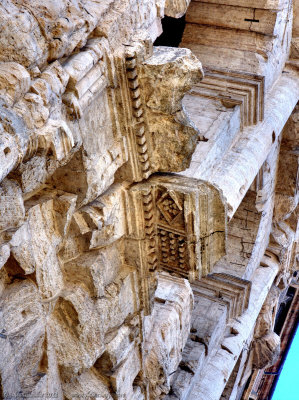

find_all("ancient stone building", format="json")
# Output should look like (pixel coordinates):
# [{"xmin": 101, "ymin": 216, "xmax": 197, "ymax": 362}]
[{"xmin": 0, "ymin": 1, "xmax": 298, "ymax": 399}]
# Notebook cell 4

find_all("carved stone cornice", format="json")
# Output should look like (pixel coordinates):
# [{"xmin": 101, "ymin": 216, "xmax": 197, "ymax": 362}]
[
  {"xmin": 114, "ymin": 43, "xmax": 203, "ymax": 182},
  {"xmin": 126, "ymin": 174, "xmax": 226, "ymax": 308},
  {"xmin": 192, "ymin": 273, "xmax": 251, "ymax": 321}
]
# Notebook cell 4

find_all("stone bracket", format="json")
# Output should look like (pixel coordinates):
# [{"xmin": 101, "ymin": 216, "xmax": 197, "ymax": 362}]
[{"xmin": 126, "ymin": 175, "xmax": 226, "ymax": 296}]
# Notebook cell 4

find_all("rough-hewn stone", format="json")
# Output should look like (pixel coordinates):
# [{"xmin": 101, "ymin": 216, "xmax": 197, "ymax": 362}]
[{"xmin": 0, "ymin": 1, "xmax": 298, "ymax": 400}]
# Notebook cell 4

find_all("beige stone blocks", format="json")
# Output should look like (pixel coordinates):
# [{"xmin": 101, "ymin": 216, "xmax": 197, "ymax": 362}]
[{"xmin": 0, "ymin": 0, "xmax": 298, "ymax": 399}]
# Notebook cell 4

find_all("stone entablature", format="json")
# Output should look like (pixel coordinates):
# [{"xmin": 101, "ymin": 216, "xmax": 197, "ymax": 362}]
[{"xmin": 0, "ymin": 1, "xmax": 298, "ymax": 400}]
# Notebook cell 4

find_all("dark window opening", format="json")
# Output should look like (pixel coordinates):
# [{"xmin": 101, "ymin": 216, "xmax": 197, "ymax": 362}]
[{"xmin": 154, "ymin": 15, "xmax": 186, "ymax": 48}]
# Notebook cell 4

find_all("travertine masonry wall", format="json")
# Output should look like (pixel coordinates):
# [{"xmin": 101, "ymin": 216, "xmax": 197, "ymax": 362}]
[{"xmin": 0, "ymin": 1, "xmax": 298, "ymax": 400}]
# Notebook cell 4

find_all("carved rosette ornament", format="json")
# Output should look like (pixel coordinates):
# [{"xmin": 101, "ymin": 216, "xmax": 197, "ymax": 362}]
[{"xmin": 126, "ymin": 174, "xmax": 226, "ymax": 314}]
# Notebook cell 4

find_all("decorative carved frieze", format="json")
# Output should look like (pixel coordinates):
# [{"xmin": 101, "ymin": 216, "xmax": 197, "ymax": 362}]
[
  {"xmin": 123, "ymin": 42, "xmax": 153, "ymax": 181},
  {"xmin": 126, "ymin": 175, "xmax": 226, "ymax": 288},
  {"xmin": 116, "ymin": 44, "xmax": 203, "ymax": 182},
  {"xmin": 0, "ymin": 1, "xmax": 297, "ymax": 399}
]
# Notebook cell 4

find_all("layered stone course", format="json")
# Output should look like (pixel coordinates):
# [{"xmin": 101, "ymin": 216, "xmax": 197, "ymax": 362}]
[{"xmin": 0, "ymin": 1, "xmax": 298, "ymax": 400}]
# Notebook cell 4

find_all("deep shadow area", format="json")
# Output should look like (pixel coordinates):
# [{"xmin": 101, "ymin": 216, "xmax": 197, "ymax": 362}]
[
  {"xmin": 274, "ymin": 286, "xmax": 296, "ymax": 335},
  {"xmin": 154, "ymin": 15, "xmax": 186, "ymax": 47}
]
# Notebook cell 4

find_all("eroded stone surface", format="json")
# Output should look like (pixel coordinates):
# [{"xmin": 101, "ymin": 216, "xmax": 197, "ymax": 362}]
[{"xmin": 0, "ymin": 1, "xmax": 298, "ymax": 400}]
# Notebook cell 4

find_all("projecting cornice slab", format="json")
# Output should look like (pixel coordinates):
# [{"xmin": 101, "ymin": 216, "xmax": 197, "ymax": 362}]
[{"xmin": 180, "ymin": 67, "xmax": 299, "ymax": 218}]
